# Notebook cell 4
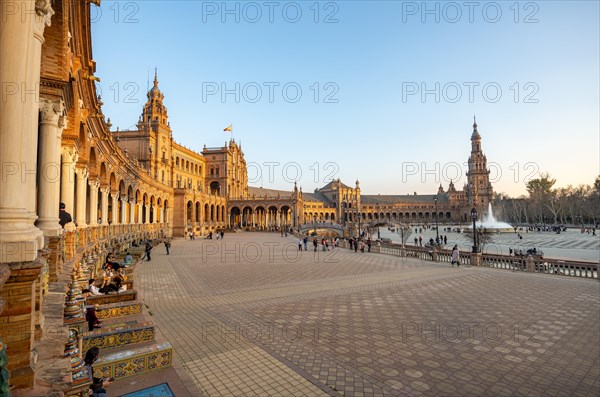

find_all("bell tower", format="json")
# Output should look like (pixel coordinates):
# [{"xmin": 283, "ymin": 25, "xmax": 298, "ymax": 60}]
[
  {"xmin": 137, "ymin": 69, "xmax": 173, "ymax": 185},
  {"xmin": 466, "ymin": 117, "xmax": 493, "ymax": 209}
]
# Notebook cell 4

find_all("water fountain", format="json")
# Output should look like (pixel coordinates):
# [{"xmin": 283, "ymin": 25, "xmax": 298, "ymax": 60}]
[{"xmin": 473, "ymin": 203, "xmax": 515, "ymax": 233}]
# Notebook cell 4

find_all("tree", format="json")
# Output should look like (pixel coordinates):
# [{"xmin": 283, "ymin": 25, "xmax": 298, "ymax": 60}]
[{"xmin": 526, "ymin": 172, "xmax": 558, "ymax": 224}]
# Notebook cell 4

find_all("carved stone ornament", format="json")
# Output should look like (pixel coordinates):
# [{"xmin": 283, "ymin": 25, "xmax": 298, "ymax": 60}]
[
  {"xmin": 39, "ymin": 99, "xmax": 64, "ymax": 124},
  {"xmin": 35, "ymin": 0, "xmax": 54, "ymax": 26}
]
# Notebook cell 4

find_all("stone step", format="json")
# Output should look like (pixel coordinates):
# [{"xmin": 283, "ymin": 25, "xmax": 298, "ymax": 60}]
[
  {"xmin": 93, "ymin": 341, "xmax": 173, "ymax": 381},
  {"xmin": 86, "ymin": 290, "xmax": 137, "ymax": 306},
  {"xmin": 83, "ymin": 321, "xmax": 155, "ymax": 351},
  {"xmin": 95, "ymin": 301, "xmax": 142, "ymax": 320}
]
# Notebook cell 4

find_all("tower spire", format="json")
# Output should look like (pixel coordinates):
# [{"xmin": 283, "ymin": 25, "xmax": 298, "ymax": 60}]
[{"xmin": 154, "ymin": 68, "xmax": 158, "ymax": 87}]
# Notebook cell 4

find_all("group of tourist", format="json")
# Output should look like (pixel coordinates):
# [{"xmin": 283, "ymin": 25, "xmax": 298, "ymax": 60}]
[
  {"xmin": 413, "ymin": 235, "xmax": 448, "ymax": 247},
  {"xmin": 204, "ymin": 230, "xmax": 225, "ymax": 240},
  {"xmin": 348, "ymin": 237, "xmax": 378, "ymax": 253}
]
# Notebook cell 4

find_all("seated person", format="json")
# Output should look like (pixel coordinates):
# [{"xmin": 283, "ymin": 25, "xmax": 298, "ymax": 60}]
[
  {"xmin": 112, "ymin": 269, "xmax": 127, "ymax": 292},
  {"xmin": 105, "ymin": 253, "xmax": 122, "ymax": 270},
  {"xmin": 86, "ymin": 279, "xmax": 103, "ymax": 296},
  {"xmin": 123, "ymin": 250, "xmax": 133, "ymax": 264}
]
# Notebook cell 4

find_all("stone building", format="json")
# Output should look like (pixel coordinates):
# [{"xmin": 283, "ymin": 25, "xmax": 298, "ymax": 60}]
[{"xmin": 226, "ymin": 120, "xmax": 494, "ymax": 231}]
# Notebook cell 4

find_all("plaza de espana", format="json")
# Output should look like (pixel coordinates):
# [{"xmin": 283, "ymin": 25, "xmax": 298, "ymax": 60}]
[{"xmin": 0, "ymin": 1, "xmax": 493, "ymax": 394}]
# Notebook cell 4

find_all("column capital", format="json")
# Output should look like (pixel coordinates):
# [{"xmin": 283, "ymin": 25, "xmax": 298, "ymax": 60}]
[
  {"xmin": 120, "ymin": 196, "xmax": 129, "ymax": 203},
  {"xmin": 89, "ymin": 179, "xmax": 100, "ymax": 189},
  {"xmin": 99, "ymin": 186, "xmax": 110, "ymax": 194},
  {"xmin": 74, "ymin": 166, "xmax": 89, "ymax": 180},
  {"xmin": 111, "ymin": 191, "xmax": 120, "ymax": 201},
  {"xmin": 39, "ymin": 98, "xmax": 64, "ymax": 125},
  {"xmin": 61, "ymin": 146, "xmax": 78, "ymax": 163},
  {"xmin": 35, "ymin": 0, "xmax": 55, "ymax": 25}
]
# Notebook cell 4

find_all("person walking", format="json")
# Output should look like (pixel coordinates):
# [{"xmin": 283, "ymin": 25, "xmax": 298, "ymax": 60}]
[
  {"xmin": 145, "ymin": 241, "xmax": 152, "ymax": 262},
  {"xmin": 297, "ymin": 238, "xmax": 303, "ymax": 251},
  {"xmin": 164, "ymin": 239, "xmax": 171, "ymax": 255},
  {"xmin": 313, "ymin": 238, "xmax": 318, "ymax": 252},
  {"xmin": 451, "ymin": 245, "xmax": 460, "ymax": 267},
  {"xmin": 367, "ymin": 239, "xmax": 372, "ymax": 252},
  {"xmin": 303, "ymin": 236, "xmax": 308, "ymax": 251}
]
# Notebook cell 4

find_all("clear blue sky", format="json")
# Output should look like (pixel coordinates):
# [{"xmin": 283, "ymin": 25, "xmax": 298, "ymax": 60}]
[{"xmin": 91, "ymin": 1, "xmax": 599, "ymax": 197}]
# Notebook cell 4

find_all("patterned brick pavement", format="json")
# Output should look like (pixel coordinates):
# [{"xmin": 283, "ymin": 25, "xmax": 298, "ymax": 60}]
[{"xmin": 138, "ymin": 233, "xmax": 599, "ymax": 396}]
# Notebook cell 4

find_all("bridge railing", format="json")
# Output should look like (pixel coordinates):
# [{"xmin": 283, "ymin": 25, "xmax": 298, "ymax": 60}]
[{"xmin": 299, "ymin": 222, "xmax": 344, "ymax": 231}]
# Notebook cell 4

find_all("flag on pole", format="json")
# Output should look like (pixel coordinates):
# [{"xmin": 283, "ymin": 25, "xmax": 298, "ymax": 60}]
[{"xmin": 223, "ymin": 124, "xmax": 232, "ymax": 132}]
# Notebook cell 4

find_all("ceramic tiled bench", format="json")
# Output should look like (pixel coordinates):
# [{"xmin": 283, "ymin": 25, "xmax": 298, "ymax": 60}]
[
  {"xmin": 86, "ymin": 290, "xmax": 137, "ymax": 306},
  {"xmin": 93, "ymin": 342, "xmax": 173, "ymax": 380},
  {"xmin": 83, "ymin": 321, "xmax": 155, "ymax": 351},
  {"xmin": 95, "ymin": 301, "xmax": 142, "ymax": 320}
]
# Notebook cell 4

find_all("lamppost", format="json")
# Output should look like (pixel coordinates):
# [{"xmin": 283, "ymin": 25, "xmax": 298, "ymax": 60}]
[
  {"xmin": 357, "ymin": 206, "xmax": 362, "ymax": 238},
  {"xmin": 471, "ymin": 208, "xmax": 478, "ymax": 253},
  {"xmin": 434, "ymin": 196, "xmax": 439, "ymax": 244},
  {"xmin": 313, "ymin": 214, "xmax": 317, "ymax": 236}
]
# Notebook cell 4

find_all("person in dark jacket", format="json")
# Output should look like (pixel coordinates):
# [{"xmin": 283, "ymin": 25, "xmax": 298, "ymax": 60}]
[
  {"xmin": 145, "ymin": 241, "xmax": 152, "ymax": 261},
  {"xmin": 58, "ymin": 202, "xmax": 72, "ymax": 228},
  {"xmin": 84, "ymin": 347, "xmax": 112, "ymax": 394}
]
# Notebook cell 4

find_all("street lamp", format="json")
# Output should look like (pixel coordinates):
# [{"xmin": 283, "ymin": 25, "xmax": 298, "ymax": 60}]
[
  {"xmin": 313, "ymin": 214, "xmax": 317, "ymax": 236},
  {"xmin": 357, "ymin": 206, "xmax": 362, "ymax": 238},
  {"xmin": 434, "ymin": 196, "xmax": 439, "ymax": 244},
  {"xmin": 471, "ymin": 207, "xmax": 478, "ymax": 253}
]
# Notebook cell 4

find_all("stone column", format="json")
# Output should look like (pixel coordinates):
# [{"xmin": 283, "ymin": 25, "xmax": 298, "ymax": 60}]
[
  {"xmin": 36, "ymin": 99, "xmax": 65, "ymax": 236},
  {"xmin": 0, "ymin": 1, "xmax": 53, "ymax": 266},
  {"xmin": 129, "ymin": 200, "xmax": 136, "ymax": 224},
  {"xmin": 74, "ymin": 167, "xmax": 88, "ymax": 227},
  {"xmin": 88, "ymin": 180, "xmax": 99, "ymax": 226},
  {"xmin": 145, "ymin": 204, "xmax": 150, "ymax": 224},
  {"xmin": 60, "ymin": 147, "xmax": 77, "ymax": 216},
  {"xmin": 138, "ymin": 203, "xmax": 144, "ymax": 224},
  {"xmin": 154, "ymin": 206, "xmax": 159, "ymax": 223},
  {"xmin": 160, "ymin": 206, "xmax": 165, "ymax": 223},
  {"xmin": 120, "ymin": 197, "xmax": 128, "ymax": 224},
  {"xmin": 100, "ymin": 187, "xmax": 110, "ymax": 225},
  {"xmin": 111, "ymin": 193, "xmax": 119, "ymax": 224}
]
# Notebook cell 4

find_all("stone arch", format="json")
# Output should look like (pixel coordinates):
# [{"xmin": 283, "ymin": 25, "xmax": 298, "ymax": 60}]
[
  {"xmin": 230, "ymin": 206, "xmax": 241, "ymax": 227},
  {"xmin": 88, "ymin": 147, "xmax": 98, "ymax": 179},
  {"xmin": 142, "ymin": 193, "xmax": 149, "ymax": 223},
  {"xmin": 204, "ymin": 203, "xmax": 209, "ymax": 223},
  {"xmin": 242, "ymin": 206, "xmax": 253, "ymax": 227},
  {"xmin": 210, "ymin": 181, "xmax": 220, "ymax": 196},
  {"xmin": 187, "ymin": 200, "xmax": 193, "ymax": 225},
  {"xmin": 109, "ymin": 172, "xmax": 117, "ymax": 192}
]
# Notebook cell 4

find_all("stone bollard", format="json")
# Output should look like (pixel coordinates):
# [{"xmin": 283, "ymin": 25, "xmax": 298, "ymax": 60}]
[
  {"xmin": 526, "ymin": 255, "xmax": 535, "ymax": 272},
  {"xmin": 400, "ymin": 247, "xmax": 406, "ymax": 257},
  {"xmin": 432, "ymin": 248, "xmax": 438, "ymax": 262},
  {"xmin": 470, "ymin": 252, "xmax": 482, "ymax": 266}
]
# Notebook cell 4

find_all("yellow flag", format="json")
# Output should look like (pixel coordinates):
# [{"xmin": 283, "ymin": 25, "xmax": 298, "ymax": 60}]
[{"xmin": 223, "ymin": 124, "xmax": 232, "ymax": 132}]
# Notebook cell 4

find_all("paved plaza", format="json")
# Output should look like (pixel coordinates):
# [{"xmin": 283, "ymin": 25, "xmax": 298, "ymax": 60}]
[{"xmin": 137, "ymin": 233, "xmax": 599, "ymax": 396}]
